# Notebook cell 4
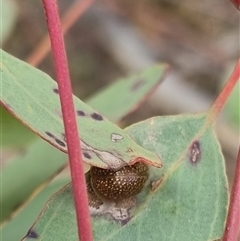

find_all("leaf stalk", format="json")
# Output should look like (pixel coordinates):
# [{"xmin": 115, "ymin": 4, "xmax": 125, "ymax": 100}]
[{"xmin": 209, "ymin": 60, "xmax": 240, "ymax": 121}]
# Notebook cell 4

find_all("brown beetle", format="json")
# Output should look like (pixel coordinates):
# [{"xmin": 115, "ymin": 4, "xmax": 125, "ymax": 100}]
[{"xmin": 90, "ymin": 162, "xmax": 149, "ymax": 201}]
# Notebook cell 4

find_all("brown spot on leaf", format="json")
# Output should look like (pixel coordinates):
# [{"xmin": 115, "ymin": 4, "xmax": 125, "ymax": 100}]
[
  {"xmin": 55, "ymin": 138, "xmax": 66, "ymax": 147},
  {"xmin": 77, "ymin": 110, "xmax": 85, "ymax": 116},
  {"xmin": 83, "ymin": 152, "xmax": 91, "ymax": 159},
  {"xmin": 26, "ymin": 229, "xmax": 39, "ymax": 238},
  {"xmin": 45, "ymin": 131, "xmax": 55, "ymax": 138},
  {"xmin": 131, "ymin": 79, "xmax": 145, "ymax": 91},
  {"xmin": 53, "ymin": 88, "xmax": 59, "ymax": 94},
  {"xmin": 91, "ymin": 113, "xmax": 103, "ymax": 121},
  {"xmin": 189, "ymin": 140, "xmax": 201, "ymax": 164},
  {"xmin": 151, "ymin": 176, "xmax": 164, "ymax": 191},
  {"xmin": 45, "ymin": 131, "xmax": 66, "ymax": 147}
]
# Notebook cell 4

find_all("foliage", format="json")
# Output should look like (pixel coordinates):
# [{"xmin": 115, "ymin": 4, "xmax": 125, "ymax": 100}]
[
  {"xmin": 1, "ymin": 1, "xmax": 238, "ymax": 239},
  {"xmin": 21, "ymin": 114, "xmax": 228, "ymax": 241},
  {"xmin": 1, "ymin": 49, "xmax": 170, "ymax": 240},
  {"xmin": 1, "ymin": 49, "xmax": 166, "ymax": 169},
  {"xmin": 0, "ymin": 49, "xmax": 231, "ymax": 240}
]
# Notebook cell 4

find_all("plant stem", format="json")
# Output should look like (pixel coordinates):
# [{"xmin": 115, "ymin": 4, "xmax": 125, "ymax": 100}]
[
  {"xmin": 209, "ymin": 60, "xmax": 240, "ymax": 121},
  {"xmin": 222, "ymin": 147, "xmax": 240, "ymax": 241},
  {"xmin": 230, "ymin": 0, "xmax": 240, "ymax": 9},
  {"xmin": 41, "ymin": 1, "xmax": 92, "ymax": 241},
  {"xmin": 28, "ymin": 0, "xmax": 94, "ymax": 67}
]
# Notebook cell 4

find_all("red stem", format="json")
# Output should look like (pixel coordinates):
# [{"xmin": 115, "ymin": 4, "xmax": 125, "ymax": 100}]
[
  {"xmin": 41, "ymin": 1, "xmax": 92, "ymax": 241},
  {"xmin": 230, "ymin": 0, "xmax": 240, "ymax": 10},
  {"xmin": 209, "ymin": 60, "xmax": 240, "ymax": 121},
  {"xmin": 222, "ymin": 147, "xmax": 240, "ymax": 241}
]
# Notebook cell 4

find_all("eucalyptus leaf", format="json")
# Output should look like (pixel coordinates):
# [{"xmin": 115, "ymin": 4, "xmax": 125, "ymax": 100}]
[
  {"xmin": 0, "ymin": 49, "xmax": 163, "ymax": 169},
  {"xmin": 21, "ymin": 113, "xmax": 228, "ymax": 241},
  {"xmin": 86, "ymin": 64, "xmax": 168, "ymax": 123},
  {"xmin": 0, "ymin": 105, "xmax": 36, "ymax": 147},
  {"xmin": 1, "ymin": 48, "xmax": 168, "ymax": 240},
  {"xmin": 1, "ymin": 60, "xmax": 167, "ymax": 148},
  {"xmin": 0, "ymin": 138, "xmax": 67, "ymax": 221},
  {"xmin": 1, "ymin": 178, "xmax": 70, "ymax": 241}
]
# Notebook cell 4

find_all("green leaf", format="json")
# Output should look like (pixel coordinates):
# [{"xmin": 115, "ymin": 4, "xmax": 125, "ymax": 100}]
[
  {"xmin": 86, "ymin": 64, "xmax": 168, "ymax": 123},
  {"xmin": 0, "ymin": 138, "xmax": 67, "ymax": 221},
  {"xmin": 0, "ymin": 105, "xmax": 36, "ymax": 147},
  {"xmin": 0, "ymin": 58, "xmax": 167, "ymax": 148},
  {"xmin": 0, "ymin": 49, "xmax": 162, "ymax": 169},
  {"xmin": 0, "ymin": 61, "xmax": 167, "ymax": 147},
  {"xmin": 1, "ymin": 178, "xmax": 70, "ymax": 241},
  {"xmin": 21, "ymin": 113, "xmax": 228, "ymax": 241},
  {"xmin": 0, "ymin": 49, "xmax": 167, "ymax": 238}
]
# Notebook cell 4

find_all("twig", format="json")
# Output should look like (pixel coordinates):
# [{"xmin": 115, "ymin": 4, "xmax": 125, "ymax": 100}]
[
  {"xmin": 208, "ymin": 60, "xmax": 240, "ymax": 122},
  {"xmin": 28, "ymin": 0, "xmax": 94, "ymax": 66},
  {"xmin": 222, "ymin": 147, "xmax": 240, "ymax": 241},
  {"xmin": 230, "ymin": 0, "xmax": 240, "ymax": 10},
  {"xmin": 41, "ymin": 1, "xmax": 92, "ymax": 240}
]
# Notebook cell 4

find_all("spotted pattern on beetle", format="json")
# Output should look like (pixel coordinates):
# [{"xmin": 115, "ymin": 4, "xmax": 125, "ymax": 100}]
[
  {"xmin": 90, "ymin": 162, "xmax": 149, "ymax": 201},
  {"xmin": 87, "ymin": 180, "xmax": 136, "ymax": 224}
]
